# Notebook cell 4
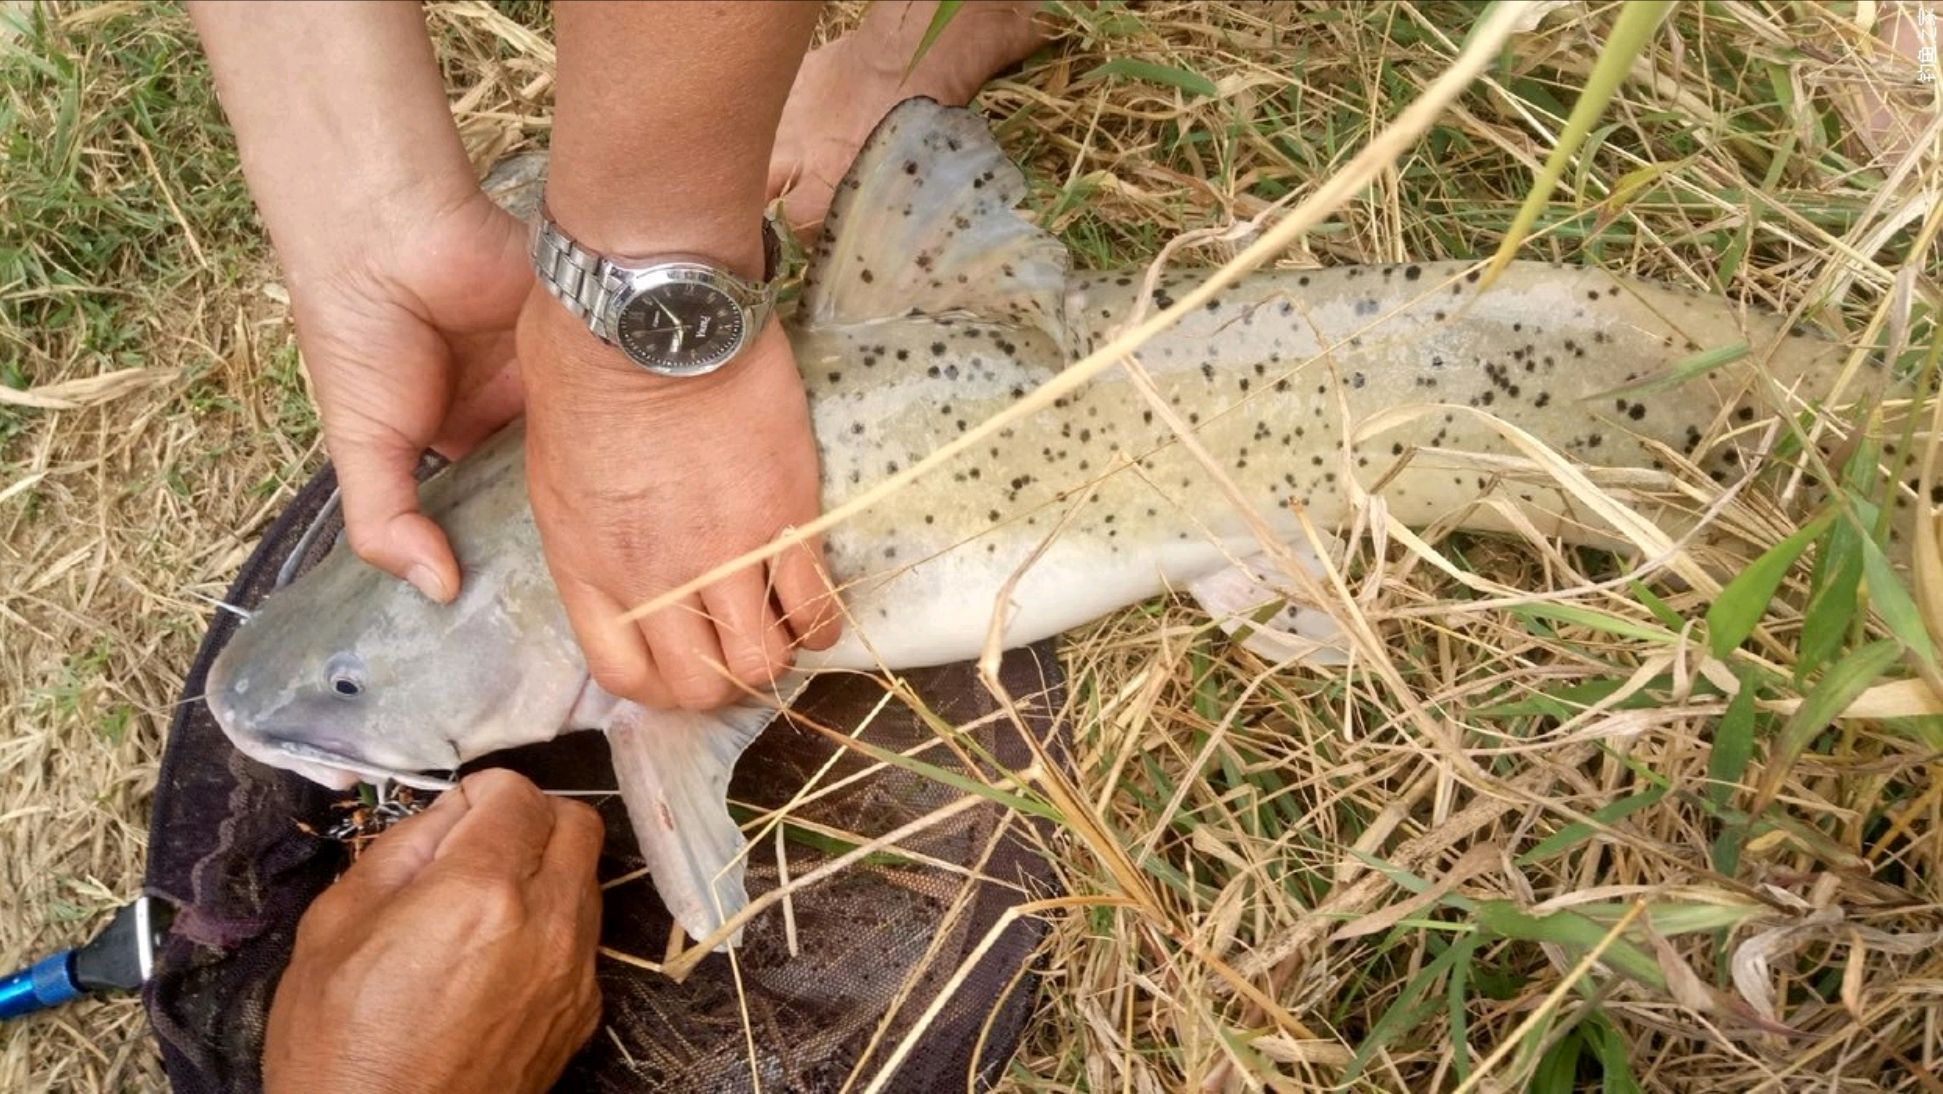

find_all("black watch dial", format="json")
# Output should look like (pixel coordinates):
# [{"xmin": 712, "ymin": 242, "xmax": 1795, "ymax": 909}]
[{"xmin": 614, "ymin": 280, "xmax": 748, "ymax": 376}]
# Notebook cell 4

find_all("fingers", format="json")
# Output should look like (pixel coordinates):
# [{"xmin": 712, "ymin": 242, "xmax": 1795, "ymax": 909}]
[
  {"xmin": 331, "ymin": 431, "xmax": 460, "ymax": 605},
  {"xmin": 568, "ymin": 563, "xmax": 808, "ymax": 709},
  {"xmin": 433, "ymin": 333, "xmax": 524, "ymax": 458},
  {"xmin": 558, "ymin": 576, "xmax": 677, "ymax": 709},
  {"xmin": 640, "ymin": 594, "xmax": 734, "ymax": 711},
  {"xmin": 700, "ymin": 563, "xmax": 792, "ymax": 693},
  {"xmin": 327, "ymin": 787, "xmax": 473, "ymax": 902},
  {"xmin": 772, "ymin": 537, "xmax": 842, "ymax": 650},
  {"xmin": 427, "ymin": 769, "xmax": 556, "ymax": 881},
  {"xmin": 538, "ymin": 797, "xmax": 606, "ymax": 894}
]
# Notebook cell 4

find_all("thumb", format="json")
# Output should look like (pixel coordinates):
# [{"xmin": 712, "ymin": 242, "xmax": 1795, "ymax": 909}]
[
  {"xmin": 333, "ymin": 788, "xmax": 473, "ymax": 901},
  {"xmin": 330, "ymin": 426, "xmax": 461, "ymax": 604}
]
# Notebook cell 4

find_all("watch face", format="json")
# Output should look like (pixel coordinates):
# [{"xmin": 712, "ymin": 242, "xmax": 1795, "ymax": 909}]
[{"xmin": 614, "ymin": 278, "xmax": 747, "ymax": 376}]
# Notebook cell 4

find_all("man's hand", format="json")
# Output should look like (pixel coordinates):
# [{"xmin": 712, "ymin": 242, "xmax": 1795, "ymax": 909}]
[
  {"xmin": 190, "ymin": 1, "xmax": 531, "ymax": 605},
  {"xmin": 531, "ymin": 2, "xmax": 839, "ymax": 711},
  {"xmin": 519, "ymin": 293, "xmax": 840, "ymax": 711},
  {"xmin": 263, "ymin": 771, "xmax": 604, "ymax": 1094},
  {"xmin": 294, "ymin": 193, "xmax": 530, "ymax": 603}
]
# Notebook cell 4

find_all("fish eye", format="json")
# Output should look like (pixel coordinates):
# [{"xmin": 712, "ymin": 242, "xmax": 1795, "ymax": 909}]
[{"xmin": 324, "ymin": 653, "xmax": 367, "ymax": 701}]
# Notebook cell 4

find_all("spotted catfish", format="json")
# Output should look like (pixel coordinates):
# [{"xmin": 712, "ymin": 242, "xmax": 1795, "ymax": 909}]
[{"xmin": 206, "ymin": 99, "xmax": 1876, "ymax": 948}]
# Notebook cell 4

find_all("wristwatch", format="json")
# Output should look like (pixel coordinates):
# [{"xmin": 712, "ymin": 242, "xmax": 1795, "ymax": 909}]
[{"xmin": 530, "ymin": 211, "xmax": 780, "ymax": 378}]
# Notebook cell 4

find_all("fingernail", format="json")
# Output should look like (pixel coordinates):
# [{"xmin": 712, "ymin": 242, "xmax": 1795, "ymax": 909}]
[{"xmin": 406, "ymin": 564, "xmax": 451, "ymax": 603}]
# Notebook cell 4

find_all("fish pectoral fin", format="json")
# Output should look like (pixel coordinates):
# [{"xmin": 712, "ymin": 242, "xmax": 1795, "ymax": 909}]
[
  {"xmin": 799, "ymin": 97, "xmax": 1069, "ymax": 347},
  {"xmin": 601, "ymin": 690, "xmax": 792, "ymax": 951},
  {"xmin": 1187, "ymin": 544, "xmax": 1351, "ymax": 668}
]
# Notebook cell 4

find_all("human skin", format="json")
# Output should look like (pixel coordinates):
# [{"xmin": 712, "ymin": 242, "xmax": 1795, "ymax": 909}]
[
  {"xmin": 190, "ymin": 1, "xmax": 1044, "ymax": 712},
  {"xmin": 523, "ymin": 1, "xmax": 836, "ymax": 712},
  {"xmin": 260, "ymin": 771, "xmax": 605, "ymax": 1093}
]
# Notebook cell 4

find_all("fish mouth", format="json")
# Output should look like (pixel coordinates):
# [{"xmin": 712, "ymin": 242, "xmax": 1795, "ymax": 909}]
[{"xmin": 260, "ymin": 737, "xmax": 458, "ymax": 792}]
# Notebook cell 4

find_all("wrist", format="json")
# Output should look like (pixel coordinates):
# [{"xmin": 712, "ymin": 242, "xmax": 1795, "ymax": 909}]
[
  {"xmin": 279, "ymin": 171, "xmax": 483, "ymax": 288},
  {"xmin": 540, "ymin": 182, "xmax": 769, "ymax": 281}
]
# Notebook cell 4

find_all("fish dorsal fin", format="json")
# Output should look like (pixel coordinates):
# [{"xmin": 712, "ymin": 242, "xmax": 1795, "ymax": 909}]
[{"xmin": 799, "ymin": 98, "xmax": 1068, "ymax": 344}]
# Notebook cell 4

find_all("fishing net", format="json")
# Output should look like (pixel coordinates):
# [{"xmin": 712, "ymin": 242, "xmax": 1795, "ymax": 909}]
[{"xmin": 143, "ymin": 457, "xmax": 1068, "ymax": 1092}]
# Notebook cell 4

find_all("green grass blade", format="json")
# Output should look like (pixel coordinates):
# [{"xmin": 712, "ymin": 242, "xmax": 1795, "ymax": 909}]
[
  {"xmin": 1799, "ymin": 509, "xmax": 1865, "ymax": 681},
  {"xmin": 1088, "ymin": 58, "xmax": 1219, "ymax": 99},
  {"xmin": 1510, "ymin": 601, "xmax": 1680, "ymax": 644},
  {"xmin": 1533, "ymin": 1027, "xmax": 1585, "ymax": 1094},
  {"xmin": 1474, "ymin": 901, "xmax": 1666, "ymax": 990},
  {"xmin": 1629, "ymin": 580, "xmax": 1685, "ymax": 631},
  {"xmin": 1485, "ymin": 1, "xmax": 1674, "ymax": 280},
  {"xmin": 1589, "ymin": 341, "xmax": 1750, "ymax": 401},
  {"xmin": 1586, "ymin": 1012, "xmax": 1643, "ymax": 1094},
  {"xmin": 903, "ymin": 1, "xmax": 965, "ymax": 78},
  {"xmin": 1861, "ymin": 536, "xmax": 1937, "ymax": 663},
  {"xmin": 1754, "ymin": 638, "xmax": 1905, "ymax": 809},
  {"xmin": 1705, "ymin": 669, "xmax": 1759, "ymax": 813},
  {"xmin": 1447, "ymin": 934, "xmax": 1477, "ymax": 1083},
  {"xmin": 1346, "ymin": 933, "xmax": 1473, "ymax": 1081},
  {"xmin": 1707, "ymin": 510, "xmax": 1834, "ymax": 659},
  {"xmin": 1517, "ymin": 786, "xmax": 1667, "ymax": 866}
]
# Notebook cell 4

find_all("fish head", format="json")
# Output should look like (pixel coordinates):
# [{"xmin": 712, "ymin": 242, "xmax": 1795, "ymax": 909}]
[{"xmin": 205, "ymin": 533, "xmax": 586, "ymax": 790}]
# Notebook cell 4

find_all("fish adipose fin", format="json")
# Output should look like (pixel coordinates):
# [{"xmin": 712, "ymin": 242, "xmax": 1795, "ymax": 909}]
[
  {"xmin": 601, "ymin": 687, "xmax": 798, "ymax": 950},
  {"xmin": 798, "ymin": 97, "xmax": 1068, "ymax": 346},
  {"xmin": 1188, "ymin": 545, "xmax": 1351, "ymax": 668}
]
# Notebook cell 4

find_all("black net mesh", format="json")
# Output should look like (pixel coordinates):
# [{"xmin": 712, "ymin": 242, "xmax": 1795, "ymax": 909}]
[{"xmin": 144, "ymin": 463, "xmax": 1066, "ymax": 1092}]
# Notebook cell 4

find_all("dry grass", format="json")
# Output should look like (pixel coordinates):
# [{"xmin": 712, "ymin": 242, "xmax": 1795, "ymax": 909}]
[{"xmin": 2, "ymin": 1, "xmax": 1940, "ymax": 1091}]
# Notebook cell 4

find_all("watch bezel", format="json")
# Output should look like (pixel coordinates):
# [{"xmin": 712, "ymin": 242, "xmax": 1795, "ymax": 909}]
[{"xmin": 600, "ymin": 263, "xmax": 756, "ymax": 378}]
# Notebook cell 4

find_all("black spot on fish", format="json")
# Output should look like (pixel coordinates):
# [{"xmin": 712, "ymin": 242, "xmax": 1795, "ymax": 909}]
[{"xmin": 1405, "ymin": 265, "xmax": 1421, "ymax": 281}]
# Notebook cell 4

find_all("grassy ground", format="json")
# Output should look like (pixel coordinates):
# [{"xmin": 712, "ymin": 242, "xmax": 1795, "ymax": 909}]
[{"xmin": 2, "ymin": 1, "xmax": 1940, "ymax": 1090}]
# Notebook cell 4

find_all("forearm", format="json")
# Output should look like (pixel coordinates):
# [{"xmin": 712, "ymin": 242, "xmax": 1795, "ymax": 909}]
[
  {"xmin": 547, "ymin": 0, "xmax": 821, "ymax": 277},
  {"xmin": 188, "ymin": 1, "xmax": 476, "ymax": 279}
]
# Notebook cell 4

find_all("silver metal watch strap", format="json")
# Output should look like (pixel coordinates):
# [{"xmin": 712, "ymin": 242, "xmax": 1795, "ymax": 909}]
[
  {"xmin": 530, "ymin": 217, "xmax": 620, "ymax": 340},
  {"xmin": 530, "ymin": 215, "xmax": 779, "ymax": 349}
]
